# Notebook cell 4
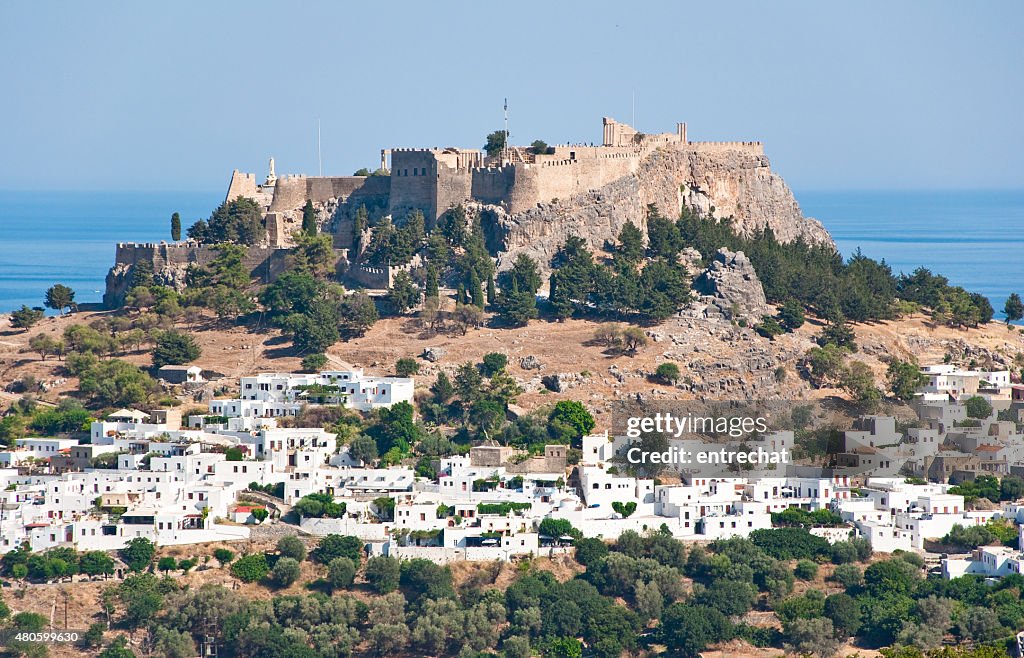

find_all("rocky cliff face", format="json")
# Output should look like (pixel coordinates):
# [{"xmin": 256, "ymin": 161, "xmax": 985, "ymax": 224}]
[
  {"xmin": 692, "ymin": 248, "xmax": 770, "ymax": 322},
  {"xmin": 489, "ymin": 145, "xmax": 832, "ymax": 272}
]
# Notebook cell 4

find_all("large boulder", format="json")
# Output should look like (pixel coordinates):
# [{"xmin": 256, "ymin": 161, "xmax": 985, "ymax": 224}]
[{"xmin": 692, "ymin": 248, "xmax": 770, "ymax": 321}]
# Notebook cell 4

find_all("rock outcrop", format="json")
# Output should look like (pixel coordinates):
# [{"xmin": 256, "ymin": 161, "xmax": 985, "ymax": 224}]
[
  {"xmin": 490, "ymin": 144, "xmax": 832, "ymax": 272},
  {"xmin": 692, "ymin": 249, "xmax": 770, "ymax": 321}
]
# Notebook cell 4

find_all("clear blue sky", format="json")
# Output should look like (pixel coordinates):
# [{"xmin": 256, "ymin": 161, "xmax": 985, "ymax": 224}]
[{"xmin": 1, "ymin": 1, "xmax": 1020, "ymax": 192}]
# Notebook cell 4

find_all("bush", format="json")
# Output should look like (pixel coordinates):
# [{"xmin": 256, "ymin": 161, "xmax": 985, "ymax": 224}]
[
  {"xmin": 312, "ymin": 534, "xmax": 363, "ymax": 564},
  {"xmin": 213, "ymin": 548, "xmax": 234, "ymax": 565},
  {"xmin": 655, "ymin": 362, "xmax": 681, "ymax": 385},
  {"xmin": 268, "ymin": 557, "xmax": 301, "ymax": 587},
  {"xmin": 749, "ymin": 528, "xmax": 831, "ymax": 561},
  {"xmin": 480, "ymin": 352, "xmax": 508, "ymax": 376},
  {"xmin": 152, "ymin": 330, "xmax": 201, "ymax": 369},
  {"xmin": 794, "ymin": 559, "xmax": 819, "ymax": 581},
  {"xmin": 327, "ymin": 556, "xmax": 356, "ymax": 589},
  {"xmin": 829, "ymin": 563, "xmax": 863, "ymax": 587},
  {"xmin": 277, "ymin": 535, "xmax": 307, "ymax": 561},
  {"xmin": 365, "ymin": 555, "xmax": 401, "ymax": 593},
  {"xmin": 300, "ymin": 353, "xmax": 328, "ymax": 372},
  {"xmin": 395, "ymin": 357, "xmax": 419, "ymax": 377},
  {"xmin": 231, "ymin": 553, "xmax": 269, "ymax": 582},
  {"xmin": 120, "ymin": 537, "xmax": 156, "ymax": 572}
]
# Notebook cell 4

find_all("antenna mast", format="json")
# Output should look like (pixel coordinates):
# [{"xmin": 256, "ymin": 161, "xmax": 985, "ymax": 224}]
[
  {"xmin": 503, "ymin": 98, "xmax": 509, "ymax": 164},
  {"xmin": 317, "ymin": 119, "xmax": 323, "ymax": 176}
]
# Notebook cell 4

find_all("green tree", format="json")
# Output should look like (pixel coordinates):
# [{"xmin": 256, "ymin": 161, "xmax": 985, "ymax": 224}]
[
  {"xmin": 98, "ymin": 636, "xmax": 137, "ymax": 658},
  {"xmin": 230, "ymin": 553, "xmax": 269, "ymax": 582},
  {"xmin": 365, "ymin": 555, "xmax": 401, "ymax": 593},
  {"xmin": 425, "ymin": 266, "xmax": 439, "ymax": 298},
  {"xmin": 327, "ymin": 556, "xmax": 356, "ymax": 589},
  {"xmin": 887, "ymin": 359, "xmax": 927, "ymax": 401},
  {"xmin": 80, "ymin": 551, "xmax": 115, "ymax": 578},
  {"xmin": 794, "ymin": 559, "xmax": 818, "ymax": 580},
  {"xmin": 312, "ymin": 534, "xmax": 363, "ymax": 564},
  {"xmin": 1004, "ymin": 292, "xmax": 1024, "ymax": 325},
  {"xmin": 818, "ymin": 315, "xmax": 857, "ymax": 351},
  {"xmin": 547, "ymin": 637, "xmax": 582, "ymax": 658},
  {"xmin": 339, "ymin": 291, "xmax": 378, "ymax": 337},
  {"xmin": 29, "ymin": 333, "xmax": 60, "ymax": 360},
  {"xmin": 213, "ymin": 548, "xmax": 234, "ymax": 564},
  {"xmin": 352, "ymin": 205, "xmax": 368, "ymax": 253},
  {"xmin": 655, "ymin": 362, "xmax": 681, "ymax": 384},
  {"xmin": 158, "ymin": 556, "xmax": 177, "ymax": 573},
  {"xmin": 119, "ymin": 537, "xmax": 156, "ymax": 572},
  {"xmin": 301, "ymin": 199, "xmax": 317, "ymax": 236},
  {"xmin": 171, "ymin": 212, "xmax": 182, "ymax": 242},
  {"xmin": 189, "ymin": 197, "xmax": 265, "ymax": 245},
  {"xmin": 395, "ymin": 357, "xmax": 419, "ymax": 377},
  {"xmin": 349, "ymin": 435, "xmax": 379, "ymax": 464},
  {"xmin": 841, "ymin": 361, "xmax": 881, "ymax": 402},
  {"xmin": 616, "ymin": 221, "xmax": 645, "ymax": 264},
  {"xmin": 45, "ymin": 284, "xmax": 76, "ymax": 314},
  {"xmin": 152, "ymin": 330, "xmax": 201, "ymax": 369},
  {"xmin": 548, "ymin": 401, "xmax": 595, "ymax": 443},
  {"xmin": 277, "ymin": 535, "xmax": 307, "ymax": 561},
  {"xmin": 10, "ymin": 305, "xmax": 44, "ymax": 330},
  {"xmin": 783, "ymin": 617, "xmax": 841, "ymax": 658},
  {"xmin": 756, "ymin": 316, "xmax": 786, "ymax": 340},
  {"xmin": 387, "ymin": 271, "xmax": 420, "ymax": 315},
  {"xmin": 778, "ymin": 298, "xmax": 806, "ymax": 331},
  {"xmin": 659, "ymin": 604, "xmax": 732, "ymax": 658},
  {"xmin": 484, "ymin": 129, "xmax": 508, "ymax": 157},
  {"xmin": 964, "ymin": 395, "xmax": 993, "ymax": 419},
  {"xmin": 301, "ymin": 353, "xmax": 328, "ymax": 372},
  {"xmin": 268, "ymin": 556, "xmax": 301, "ymax": 587},
  {"xmin": 530, "ymin": 139, "xmax": 549, "ymax": 155},
  {"xmin": 481, "ymin": 352, "xmax": 508, "ymax": 376}
]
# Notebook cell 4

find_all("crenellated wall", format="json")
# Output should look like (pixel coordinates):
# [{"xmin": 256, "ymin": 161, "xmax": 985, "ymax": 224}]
[
  {"xmin": 103, "ymin": 242, "xmax": 293, "ymax": 307},
  {"xmin": 269, "ymin": 175, "xmax": 389, "ymax": 212}
]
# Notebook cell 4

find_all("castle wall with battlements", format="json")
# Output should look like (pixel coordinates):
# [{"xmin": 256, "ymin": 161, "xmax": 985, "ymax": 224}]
[{"xmin": 225, "ymin": 119, "xmax": 765, "ymax": 233}]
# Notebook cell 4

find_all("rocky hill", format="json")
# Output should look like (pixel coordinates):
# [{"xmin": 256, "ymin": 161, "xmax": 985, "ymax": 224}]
[{"xmin": 488, "ymin": 145, "xmax": 832, "ymax": 272}]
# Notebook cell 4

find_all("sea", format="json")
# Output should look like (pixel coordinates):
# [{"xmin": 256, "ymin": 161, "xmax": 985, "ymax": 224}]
[{"xmin": 0, "ymin": 189, "xmax": 1021, "ymax": 319}]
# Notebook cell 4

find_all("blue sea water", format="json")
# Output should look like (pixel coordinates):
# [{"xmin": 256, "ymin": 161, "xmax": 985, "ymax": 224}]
[
  {"xmin": 0, "ymin": 189, "xmax": 1021, "ymax": 318},
  {"xmin": 0, "ymin": 190, "xmax": 220, "ymax": 312},
  {"xmin": 798, "ymin": 189, "xmax": 1024, "ymax": 321}
]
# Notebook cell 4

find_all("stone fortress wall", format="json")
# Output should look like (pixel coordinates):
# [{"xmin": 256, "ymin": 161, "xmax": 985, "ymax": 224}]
[
  {"xmin": 230, "ymin": 117, "xmax": 766, "ymax": 227},
  {"xmin": 104, "ymin": 116, "xmax": 810, "ymax": 306},
  {"xmin": 103, "ymin": 241, "xmax": 294, "ymax": 307}
]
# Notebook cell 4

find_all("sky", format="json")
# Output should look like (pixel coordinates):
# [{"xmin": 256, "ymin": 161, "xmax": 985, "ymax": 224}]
[{"xmin": 0, "ymin": 2, "xmax": 1021, "ymax": 192}]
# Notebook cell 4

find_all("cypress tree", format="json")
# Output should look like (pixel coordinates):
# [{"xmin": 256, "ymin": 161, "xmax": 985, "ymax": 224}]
[
  {"xmin": 170, "ymin": 212, "xmax": 181, "ymax": 242},
  {"xmin": 425, "ymin": 266, "xmax": 439, "ymax": 299},
  {"xmin": 301, "ymin": 200, "xmax": 317, "ymax": 236},
  {"xmin": 486, "ymin": 275, "xmax": 496, "ymax": 306},
  {"xmin": 352, "ymin": 205, "xmax": 367, "ymax": 254},
  {"xmin": 469, "ymin": 272, "xmax": 484, "ymax": 309}
]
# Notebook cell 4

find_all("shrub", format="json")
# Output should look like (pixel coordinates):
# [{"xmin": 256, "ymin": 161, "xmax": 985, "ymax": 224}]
[
  {"xmin": 365, "ymin": 555, "xmax": 401, "ymax": 593},
  {"xmin": 395, "ymin": 357, "xmax": 419, "ymax": 377},
  {"xmin": 794, "ymin": 559, "xmax": 818, "ymax": 581},
  {"xmin": 829, "ymin": 563, "xmax": 863, "ymax": 587},
  {"xmin": 213, "ymin": 548, "xmax": 235, "ymax": 565},
  {"xmin": 300, "ymin": 353, "xmax": 328, "ymax": 372},
  {"xmin": 231, "ymin": 553, "xmax": 269, "ymax": 582},
  {"xmin": 327, "ymin": 556, "xmax": 356, "ymax": 589},
  {"xmin": 276, "ymin": 535, "xmax": 307, "ymax": 561},
  {"xmin": 268, "ymin": 557, "xmax": 301, "ymax": 587},
  {"xmin": 655, "ymin": 362, "xmax": 681, "ymax": 385},
  {"xmin": 312, "ymin": 534, "xmax": 363, "ymax": 564}
]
